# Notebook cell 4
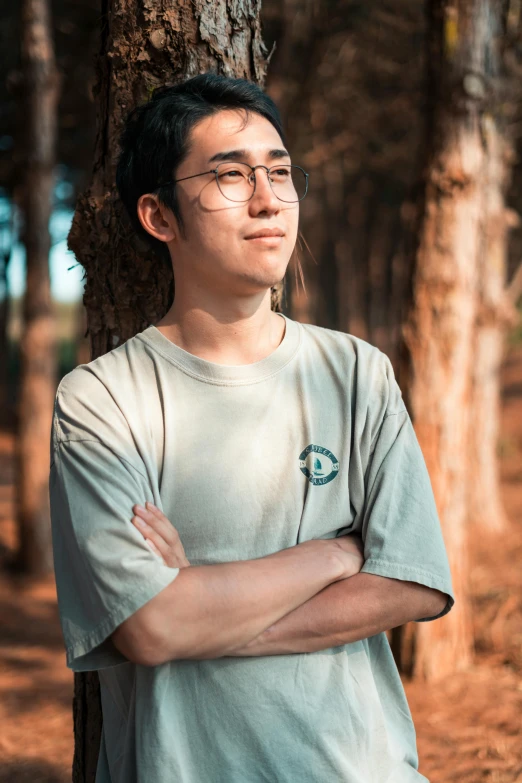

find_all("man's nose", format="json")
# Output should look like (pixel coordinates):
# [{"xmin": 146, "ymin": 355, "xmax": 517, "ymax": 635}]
[{"xmin": 249, "ymin": 167, "xmax": 280, "ymax": 211}]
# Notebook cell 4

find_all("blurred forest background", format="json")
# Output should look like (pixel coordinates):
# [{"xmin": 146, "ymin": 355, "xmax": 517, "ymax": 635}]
[{"xmin": 2, "ymin": 0, "xmax": 522, "ymax": 781}]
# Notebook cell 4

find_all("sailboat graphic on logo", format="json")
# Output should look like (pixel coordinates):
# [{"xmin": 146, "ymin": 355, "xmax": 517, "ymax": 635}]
[
  {"xmin": 312, "ymin": 457, "xmax": 325, "ymax": 476},
  {"xmin": 299, "ymin": 444, "xmax": 339, "ymax": 486}
]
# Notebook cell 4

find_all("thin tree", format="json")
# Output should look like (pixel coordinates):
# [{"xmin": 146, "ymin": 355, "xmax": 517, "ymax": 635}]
[
  {"xmin": 66, "ymin": 1, "xmax": 277, "ymax": 779},
  {"xmin": 13, "ymin": 0, "xmax": 60, "ymax": 575},
  {"xmin": 401, "ymin": 0, "xmax": 498, "ymax": 680},
  {"xmin": 467, "ymin": 3, "xmax": 521, "ymax": 533},
  {"xmin": 0, "ymin": 204, "xmax": 15, "ymax": 427}
]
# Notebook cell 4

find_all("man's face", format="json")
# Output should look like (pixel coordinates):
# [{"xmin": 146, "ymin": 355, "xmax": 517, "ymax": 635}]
[{"xmin": 164, "ymin": 109, "xmax": 299, "ymax": 298}]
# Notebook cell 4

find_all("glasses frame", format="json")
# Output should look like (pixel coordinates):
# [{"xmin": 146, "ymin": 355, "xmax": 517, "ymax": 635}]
[{"xmin": 156, "ymin": 162, "xmax": 309, "ymax": 203}]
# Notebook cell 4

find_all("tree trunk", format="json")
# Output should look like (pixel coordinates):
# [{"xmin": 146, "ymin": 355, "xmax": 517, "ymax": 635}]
[
  {"xmin": 0, "ymin": 206, "xmax": 14, "ymax": 428},
  {"xmin": 401, "ymin": 0, "xmax": 500, "ymax": 681},
  {"xmin": 468, "ymin": 8, "xmax": 517, "ymax": 531},
  {"xmin": 13, "ymin": 0, "xmax": 60, "ymax": 575},
  {"xmin": 66, "ymin": 1, "xmax": 275, "ymax": 779}
]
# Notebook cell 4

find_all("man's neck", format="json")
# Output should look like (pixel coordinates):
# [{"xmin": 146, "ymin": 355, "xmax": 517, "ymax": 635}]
[{"xmin": 153, "ymin": 309, "xmax": 286, "ymax": 366}]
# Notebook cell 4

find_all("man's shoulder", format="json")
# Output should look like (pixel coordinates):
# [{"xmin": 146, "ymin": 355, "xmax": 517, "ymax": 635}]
[
  {"xmin": 53, "ymin": 331, "xmax": 150, "ymax": 445},
  {"xmin": 298, "ymin": 320, "xmax": 405, "ymax": 418},
  {"xmin": 56, "ymin": 330, "xmax": 149, "ymax": 396},
  {"xmin": 299, "ymin": 320, "xmax": 391, "ymax": 376}
]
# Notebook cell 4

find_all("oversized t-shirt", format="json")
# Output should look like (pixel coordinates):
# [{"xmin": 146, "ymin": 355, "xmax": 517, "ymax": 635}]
[{"xmin": 49, "ymin": 311, "xmax": 455, "ymax": 783}]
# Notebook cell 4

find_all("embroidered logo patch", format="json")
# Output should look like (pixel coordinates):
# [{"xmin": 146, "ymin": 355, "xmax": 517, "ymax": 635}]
[{"xmin": 299, "ymin": 444, "xmax": 339, "ymax": 485}]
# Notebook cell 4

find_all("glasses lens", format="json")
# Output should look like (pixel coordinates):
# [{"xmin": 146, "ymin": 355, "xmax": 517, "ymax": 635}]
[
  {"xmin": 268, "ymin": 165, "xmax": 308, "ymax": 202},
  {"xmin": 215, "ymin": 163, "xmax": 255, "ymax": 202},
  {"xmin": 215, "ymin": 163, "xmax": 308, "ymax": 202}
]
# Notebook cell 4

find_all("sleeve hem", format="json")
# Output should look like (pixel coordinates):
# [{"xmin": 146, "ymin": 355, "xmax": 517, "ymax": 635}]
[
  {"xmin": 360, "ymin": 558, "xmax": 455, "ymax": 622},
  {"xmin": 65, "ymin": 568, "xmax": 180, "ymax": 671}
]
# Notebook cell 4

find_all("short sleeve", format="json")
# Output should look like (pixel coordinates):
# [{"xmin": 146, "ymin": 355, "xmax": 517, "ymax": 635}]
[
  {"xmin": 49, "ymin": 418, "xmax": 180, "ymax": 672},
  {"xmin": 357, "ymin": 354, "xmax": 455, "ymax": 623}
]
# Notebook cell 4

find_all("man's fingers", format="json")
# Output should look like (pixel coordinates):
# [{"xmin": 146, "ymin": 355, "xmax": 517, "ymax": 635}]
[
  {"xmin": 132, "ymin": 516, "xmax": 172, "ymax": 558},
  {"xmin": 131, "ymin": 503, "xmax": 191, "ymax": 569},
  {"xmin": 144, "ymin": 538, "xmax": 163, "ymax": 558},
  {"xmin": 132, "ymin": 502, "xmax": 179, "ymax": 543},
  {"xmin": 144, "ymin": 501, "xmax": 171, "ymax": 525}
]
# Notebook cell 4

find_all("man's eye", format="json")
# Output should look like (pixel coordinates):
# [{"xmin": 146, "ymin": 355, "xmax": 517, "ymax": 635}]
[{"xmin": 221, "ymin": 170, "xmax": 244, "ymax": 178}]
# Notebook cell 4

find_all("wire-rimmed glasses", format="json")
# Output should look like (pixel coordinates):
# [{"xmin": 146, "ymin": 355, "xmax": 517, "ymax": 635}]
[{"xmin": 156, "ymin": 162, "xmax": 309, "ymax": 203}]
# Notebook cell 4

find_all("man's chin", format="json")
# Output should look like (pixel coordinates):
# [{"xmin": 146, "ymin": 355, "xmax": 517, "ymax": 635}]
[
  {"xmin": 249, "ymin": 259, "xmax": 289, "ymax": 285},
  {"xmin": 246, "ymin": 274, "xmax": 287, "ymax": 292}
]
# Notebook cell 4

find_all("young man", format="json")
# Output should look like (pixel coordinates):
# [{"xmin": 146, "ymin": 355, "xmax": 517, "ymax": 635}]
[{"xmin": 49, "ymin": 72, "xmax": 454, "ymax": 783}]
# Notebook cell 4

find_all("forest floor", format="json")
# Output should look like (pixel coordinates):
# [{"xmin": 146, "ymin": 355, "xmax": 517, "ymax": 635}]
[{"xmin": 1, "ymin": 345, "xmax": 522, "ymax": 782}]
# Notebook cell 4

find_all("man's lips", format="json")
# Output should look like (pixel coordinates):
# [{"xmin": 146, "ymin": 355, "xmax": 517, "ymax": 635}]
[
  {"xmin": 244, "ymin": 228, "xmax": 285, "ymax": 239},
  {"xmin": 245, "ymin": 235, "xmax": 284, "ymax": 242}
]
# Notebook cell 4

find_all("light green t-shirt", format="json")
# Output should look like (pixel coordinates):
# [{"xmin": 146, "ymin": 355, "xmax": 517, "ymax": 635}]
[{"xmin": 49, "ymin": 311, "xmax": 454, "ymax": 783}]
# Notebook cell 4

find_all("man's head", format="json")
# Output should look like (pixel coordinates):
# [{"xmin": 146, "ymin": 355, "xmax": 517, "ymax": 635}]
[{"xmin": 116, "ymin": 72, "xmax": 304, "ymax": 306}]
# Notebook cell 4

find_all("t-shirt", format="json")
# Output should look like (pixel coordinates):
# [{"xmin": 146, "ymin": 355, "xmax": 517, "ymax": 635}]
[{"xmin": 49, "ymin": 311, "xmax": 455, "ymax": 783}]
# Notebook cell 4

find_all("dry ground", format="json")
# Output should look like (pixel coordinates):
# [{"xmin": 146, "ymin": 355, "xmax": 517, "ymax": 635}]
[{"xmin": 1, "ymin": 346, "xmax": 522, "ymax": 782}]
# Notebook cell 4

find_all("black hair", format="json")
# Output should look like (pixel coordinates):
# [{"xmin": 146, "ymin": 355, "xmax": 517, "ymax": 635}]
[{"xmin": 115, "ymin": 71, "xmax": 288, "ymax": 264}]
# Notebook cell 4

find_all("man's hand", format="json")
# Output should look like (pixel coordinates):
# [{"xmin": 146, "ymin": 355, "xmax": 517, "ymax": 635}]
[
  {"xmin": 132, "ymin": 502, "xmax": 190, "ymax": 568},
  {"xmin": 131, "ymin": 501, "xmax": 364, "ymax": 582}
]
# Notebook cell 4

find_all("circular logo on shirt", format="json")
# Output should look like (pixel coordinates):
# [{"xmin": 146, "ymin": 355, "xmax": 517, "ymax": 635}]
[{"xmin": 299, "ymin": 444, "xmax": 340, "ymax": 485}]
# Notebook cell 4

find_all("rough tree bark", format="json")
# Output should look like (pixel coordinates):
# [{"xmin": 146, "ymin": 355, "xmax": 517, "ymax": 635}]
[
  {"xmin": 400, "ymin": 0, "xmax": 498, "ymax": 681},
  {"xmin": 13, "ymin": 0, "xmax": 60, "ymax": 575},
  {"xmin": 66, "ymin": 0, "xmax": 278, "ymax": 779},
  {"xmin": 468, "ymin": 116, "xmax": 515, "ymax": 533},
  {"xmin": 467, "ymin": 4, "xmax": 519, "ymax": 533}
]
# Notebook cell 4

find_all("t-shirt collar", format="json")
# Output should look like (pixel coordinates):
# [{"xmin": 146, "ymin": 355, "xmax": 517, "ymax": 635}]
[{"xmin": 137, "ymin": 312, "xmax": 301, "ymax": 385}]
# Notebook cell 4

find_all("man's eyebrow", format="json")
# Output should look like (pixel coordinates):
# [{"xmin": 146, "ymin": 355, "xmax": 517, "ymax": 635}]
[{"xmin": 208, "ymin": 148, "xmax": 291, "ymax": 163}]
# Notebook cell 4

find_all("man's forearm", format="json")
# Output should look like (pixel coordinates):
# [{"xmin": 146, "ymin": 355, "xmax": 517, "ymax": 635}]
[
  {"xmin": 120, "ymin": 539, "xmax": 347, "ymax": 666},
  {"xmin": 226, "ymin": 573, "xmax": 449, "ymax": 656}
]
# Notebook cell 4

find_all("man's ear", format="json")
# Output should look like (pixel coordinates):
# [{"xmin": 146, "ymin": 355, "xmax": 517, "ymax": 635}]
[{"xmin": 137, "ymin": 193, "xmax": 176, "ymax": 243}]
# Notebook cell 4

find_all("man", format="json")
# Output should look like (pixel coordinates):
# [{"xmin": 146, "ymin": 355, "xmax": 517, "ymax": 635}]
[{"xmin": 49, "ymin": 72, "xmax": 454, "ymax": 783}]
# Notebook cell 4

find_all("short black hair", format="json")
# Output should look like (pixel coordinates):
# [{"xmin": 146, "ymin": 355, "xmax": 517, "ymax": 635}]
[{"xmin": 115, "ymin": 71, "xmax": 287, "ymax": 264}]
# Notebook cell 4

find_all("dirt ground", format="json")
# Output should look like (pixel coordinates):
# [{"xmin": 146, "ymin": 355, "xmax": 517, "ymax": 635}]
[{"xmin": 1, "ymin": 347, "xmax": 522, "ymax": 782}]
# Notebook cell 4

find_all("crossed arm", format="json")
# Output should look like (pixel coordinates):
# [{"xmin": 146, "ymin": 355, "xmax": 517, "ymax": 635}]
[
  {"xmin": 111, "ymin": 502, "xmax": 448, "ymax": 664},
  {"xmin": 226, "ymin": 572, "xmax": 447, "ymax": 658}
]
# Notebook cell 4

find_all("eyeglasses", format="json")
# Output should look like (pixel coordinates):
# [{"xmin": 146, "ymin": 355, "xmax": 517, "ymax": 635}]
[{"xmin": 156, "ymin": 162, "xmax": 309, "ymax": 203}]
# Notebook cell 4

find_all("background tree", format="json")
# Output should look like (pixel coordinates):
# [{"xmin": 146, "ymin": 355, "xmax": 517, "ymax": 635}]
[
  {"xmin": 402, "ymin": 0, "xmax": 513, "ymax": 680},
  {"xmin": 65, "ymin": 1, "xmax": 278, "ymax": 779},
  {"xmin": 0, "ymin": 0, "xmax": 99, "ymax": 432},
  {"xmin": 467, "ymin": 3, "xmax": 522, "ymax": 535},
  {"xmin": 12, "ymin": 0, "xmax": 61, "ymax": 576}
]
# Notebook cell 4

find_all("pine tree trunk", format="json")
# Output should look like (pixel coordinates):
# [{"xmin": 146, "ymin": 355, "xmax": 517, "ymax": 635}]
[
  {"xmin": 66, "ymin": 1, "xmax": 274, "ymax": 779},
  {"xmin": 468, "ymin": 12, "xmax": 515, "ymax": 531},
  {"xmin": 0, "ymin": 243, "xmax": 13, "ymax": 428},
  {"xmin": 401, "ymin": 0, "xmax": 499, "ymax": 681},
  {"xmin": 14, "ymin": 0, "xmax": 60, "ymax": 575}
]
